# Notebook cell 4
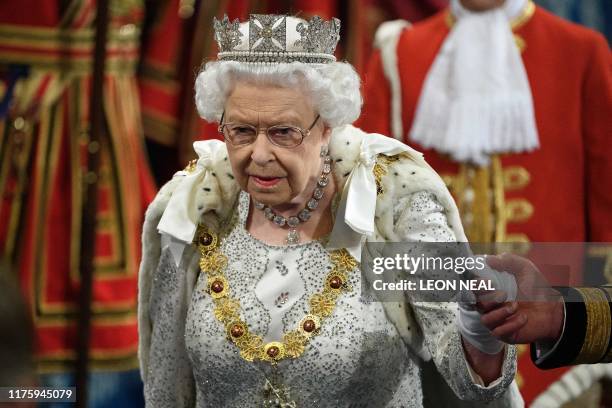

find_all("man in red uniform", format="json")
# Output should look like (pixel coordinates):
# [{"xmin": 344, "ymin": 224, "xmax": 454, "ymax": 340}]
[{"xmin": 359, "ymin": 0, "xmax": 611, "ymax": 404}]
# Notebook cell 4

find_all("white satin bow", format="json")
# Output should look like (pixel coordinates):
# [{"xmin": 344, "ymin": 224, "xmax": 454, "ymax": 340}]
[
  {"xmin": 157, "ymin": 140, "xmax": 227, "ymax": 243},
  {"xmin": 327, "ymin": 134, "xmax": 422, "ymax": 260},
  {"xmin": 158, "ymin": 133, "xmax": 425, "ymax": 263}
]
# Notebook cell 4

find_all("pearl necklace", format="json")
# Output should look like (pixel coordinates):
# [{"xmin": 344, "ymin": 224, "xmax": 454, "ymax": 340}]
[{"xmin": 253, "ymin": 155, "xmax": 332, "ymax": 245}]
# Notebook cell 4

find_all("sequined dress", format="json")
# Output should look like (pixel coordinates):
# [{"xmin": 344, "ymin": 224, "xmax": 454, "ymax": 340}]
[{"xmin": 144, "ymin": 190, "xmax": 517, "ymax": 407}]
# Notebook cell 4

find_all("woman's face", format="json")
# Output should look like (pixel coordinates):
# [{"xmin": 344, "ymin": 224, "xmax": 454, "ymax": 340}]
[{"xmin": 223, "ymin": 80, "xmax": 330, "ymax": 209}]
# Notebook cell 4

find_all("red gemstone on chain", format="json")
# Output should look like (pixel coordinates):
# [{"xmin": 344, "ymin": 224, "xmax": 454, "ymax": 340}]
[
  {"xmin": 267, "ymin": 346, "xmax": 280, "ymax": 358},
  {"xmin": 230, "ymin": 324, "xmax": 244, "ymax": 338},
  {"xmin": 199, "ymin": 233, "xmax": 213, "ymax": 246},
  {"xmin": 302, "ymin": 319, "xmax": 316, "ymax": 333},
  {"xmin": 329, "ymin": 276, "xmax": 343, "ymax": 289},
  {"xmin": 211, "ymin": 280, "xmax": 224, "ymax": 293}
]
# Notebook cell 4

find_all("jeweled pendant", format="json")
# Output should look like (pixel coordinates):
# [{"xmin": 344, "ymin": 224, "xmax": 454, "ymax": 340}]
[
  {"xmin": 262, "ymin": 366, "xmax": 297, "ymax": 408},
  {"xmin": 286, "ymin": 229, "xmax": 300, "ymax": 245}
]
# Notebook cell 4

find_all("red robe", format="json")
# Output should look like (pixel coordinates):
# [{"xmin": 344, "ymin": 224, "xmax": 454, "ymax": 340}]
[
  {"xmin": 0, "ymin": 0, "xmax": 156, "ymax": 373},
  {"xmin": 359, "ymin": 4, "xmax": 612, "ymax": 404}
]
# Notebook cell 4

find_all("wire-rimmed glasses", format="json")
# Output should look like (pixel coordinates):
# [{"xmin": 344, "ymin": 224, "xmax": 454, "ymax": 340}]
[{"xmin": 218, "ymin": 112, "xmax": 320, "ymax": 148}]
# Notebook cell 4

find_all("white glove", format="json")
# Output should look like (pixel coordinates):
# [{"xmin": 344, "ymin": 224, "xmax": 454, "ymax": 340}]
[{"xmin": 457, "ymin": 257, "xmax": 518, "ymax": 354}]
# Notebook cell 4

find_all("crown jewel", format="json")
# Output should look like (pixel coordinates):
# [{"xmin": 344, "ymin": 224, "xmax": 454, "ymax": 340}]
[
  {"xmin": 213, "ymin": 14, "xmax": 341, "ymax": 64},
  {"xmin": 213, "ymin": 16, "xmax": 242, "ymax": 50}
]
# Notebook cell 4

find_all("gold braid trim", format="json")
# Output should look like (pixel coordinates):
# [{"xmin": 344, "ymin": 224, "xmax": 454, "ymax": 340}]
[
  {"xmin": 373, "ymin": 154, "xmax": 403, "ymax": 195},
  {"xmin": 601, "ymin": 286, "xmax": 612, "ymax": 363},
  {"xmin": 510, "ymin": 1, "xmax": 536, "ymax": 30},
  {"xmin": 492, "ymin": 157, "xmax": 507, "ymax": 242},
  {"xmin": 0, "ymin": 23, "xmax": 140, "ymax": 74},
  {"xmin": 184, "ymin": 159, "xmax": 198, "ymax": 173},
  {"xmin": 471, "ymin": 164, "xmax": 492, "ymax": 242},
  {"xmin": 572, "ymin": 288, "xmax": 611, "ymax": 364},
  {"xmin": 195, "ymin": 225, "xmax": 358, "ymax": 364}
]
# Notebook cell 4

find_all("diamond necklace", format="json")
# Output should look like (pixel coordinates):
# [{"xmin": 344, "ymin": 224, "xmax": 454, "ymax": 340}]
[{"xmin": 253, "ymin": 154, "xmax": 332, "ymax": 245}]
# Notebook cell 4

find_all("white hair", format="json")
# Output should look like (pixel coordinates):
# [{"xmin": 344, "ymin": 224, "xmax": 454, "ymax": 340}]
[{"xmin": 194, "ymin": 60, "xmax": 362, "ymax": 128}]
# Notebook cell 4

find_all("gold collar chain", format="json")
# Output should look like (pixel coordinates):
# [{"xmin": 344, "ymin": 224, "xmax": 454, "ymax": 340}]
[{"xmin": 195, "ymin": 225, "xmax": 358, "ymax": 364}]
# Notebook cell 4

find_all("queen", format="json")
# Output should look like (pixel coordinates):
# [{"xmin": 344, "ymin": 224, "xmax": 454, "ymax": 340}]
[{"xmin": 138, "ymin": 14, "xmax": 522, "ymax": 407}]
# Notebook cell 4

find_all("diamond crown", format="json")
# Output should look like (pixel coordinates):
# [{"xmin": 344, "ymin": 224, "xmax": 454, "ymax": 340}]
[{"xmin": 213, "ymin": 14, "xmax": 341, "ymax": 64}]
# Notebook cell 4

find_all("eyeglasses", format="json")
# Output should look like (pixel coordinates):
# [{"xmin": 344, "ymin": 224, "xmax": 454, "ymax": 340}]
[{"xmin": 218, "ymin": 112, "xmax": 320, "ymax": 148}]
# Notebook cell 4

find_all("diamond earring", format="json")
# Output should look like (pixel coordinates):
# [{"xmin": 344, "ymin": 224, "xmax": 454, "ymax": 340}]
[{"xmin": 320, "ymin": 145, "xmax": 329, "ymax": 157}]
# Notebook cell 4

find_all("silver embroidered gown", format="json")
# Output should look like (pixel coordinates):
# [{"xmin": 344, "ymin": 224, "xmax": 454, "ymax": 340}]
[{"xmin": 144, "ymin": 191, "xmax": 517, "ymax": 407}]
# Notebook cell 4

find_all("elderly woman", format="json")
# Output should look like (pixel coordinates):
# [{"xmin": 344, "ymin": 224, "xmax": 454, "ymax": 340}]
[{"xmin": 138, "ymin": 14, "xmax": 521, "ymax": 407}]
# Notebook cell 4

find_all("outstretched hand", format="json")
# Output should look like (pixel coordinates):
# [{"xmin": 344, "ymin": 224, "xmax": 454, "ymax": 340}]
[{"xmin": 476, "ymin": 253, "xmax": 564, "ymax": 345}]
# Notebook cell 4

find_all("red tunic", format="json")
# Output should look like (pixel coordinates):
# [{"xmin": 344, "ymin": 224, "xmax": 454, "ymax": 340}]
[
  {"xmin": 360, "ymin": 6, "xmax": 612, "ymax": 244},
  {"xmin": 0, "ymin": 0, "xmax": 156, "ymax": 373},
  {"xmin": 359, "ymin": 5, "xmax": 612, "ymax": 404}
]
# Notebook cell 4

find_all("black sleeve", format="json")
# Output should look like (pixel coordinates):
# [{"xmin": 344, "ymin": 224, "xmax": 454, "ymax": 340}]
[{"xmin": 531, "ymin": 286, "xmax": 612, "ymax": 369}]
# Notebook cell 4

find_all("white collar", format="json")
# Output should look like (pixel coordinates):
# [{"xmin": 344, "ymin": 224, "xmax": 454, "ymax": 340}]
[{"xmin": 409, "ymin": 0, "xmax": 539, "ymax": 166}]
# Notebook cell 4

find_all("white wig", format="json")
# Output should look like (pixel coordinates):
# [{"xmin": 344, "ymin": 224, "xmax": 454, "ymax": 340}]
[{"xmin": 194, "ymin": 60, "xmax": 362, "ymax": 128}]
